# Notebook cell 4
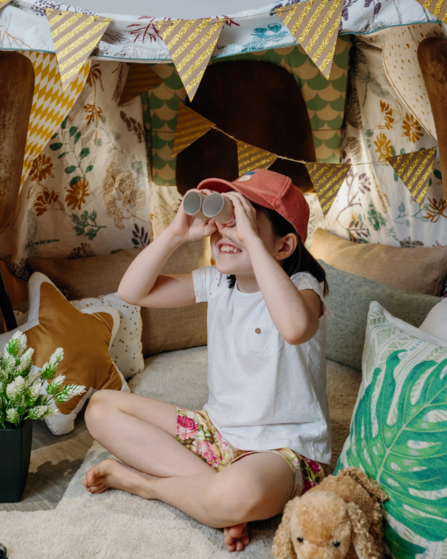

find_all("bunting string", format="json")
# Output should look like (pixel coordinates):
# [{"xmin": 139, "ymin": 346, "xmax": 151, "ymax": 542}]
[{"xmin": 165, "ymin": 117, "xmax": 436, "ymax": 168}]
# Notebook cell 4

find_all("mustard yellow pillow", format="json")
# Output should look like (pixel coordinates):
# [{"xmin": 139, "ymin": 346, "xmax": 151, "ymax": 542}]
[{"xmin": 0, "ymin": 273, "xmax": 129, "ymax": 435}]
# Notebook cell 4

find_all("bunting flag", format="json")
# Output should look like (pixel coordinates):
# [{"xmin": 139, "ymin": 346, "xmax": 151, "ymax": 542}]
[
  {"xmin": 172, "ymin": 103, "xmax": 215, "ymax": 158},
  {"xmin": 275, "ymin": 0, "xmax": 344, "ymax": 78},
  {"xmin": 306, "ymin": 162, "xmax": 351, "ymax": 216},
  {"xmin": 156, "ymin": 18, "xmax": 225, "ymax": 101},
  {"xmin": 237, "ymin": 141, "xmax": 277, "ymax": 175},
  {"xmin": 119, "ymin": 64, "xmax": 164, "ymax": 106},
  {"xmin": 19, "ymin": 51, "xmax": 90, "ymax": 188},
  {"xmin": 416, "ymin": 0, "xmax": 447, "ymax": 22},
  {"xmin": 387, "ymin": 148, "xmax": 437, "ymax": 208},
  {"xmin": 46, "ymin": 9, "xmax": 112, "ymax": 91}
]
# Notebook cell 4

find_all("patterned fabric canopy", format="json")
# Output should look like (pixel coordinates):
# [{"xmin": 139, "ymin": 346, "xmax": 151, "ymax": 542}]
[
  {"xmin": 0, "ymin": 0, "xmax": 445, "ymax": 63},
  {"xmin": 326, "ymin": 31, "xmax": 447, "ymax": 261}
]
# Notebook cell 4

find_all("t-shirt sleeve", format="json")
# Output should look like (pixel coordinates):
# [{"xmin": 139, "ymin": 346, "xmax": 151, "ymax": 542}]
[
  {"xmin": 291, "ymin": 272, "xmax": 334, "ymax": 318},
  {"xmin": 192, "ymin": 266, "xmax": 220, "ymax": 303}
]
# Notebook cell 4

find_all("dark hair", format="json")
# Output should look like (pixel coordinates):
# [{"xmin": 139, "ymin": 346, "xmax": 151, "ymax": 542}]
[{"xmin": 226, "ymin": 205, "xmax": 328, "ymax": 296}]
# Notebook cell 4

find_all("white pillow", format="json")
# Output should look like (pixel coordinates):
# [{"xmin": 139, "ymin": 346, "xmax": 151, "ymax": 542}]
[
  {"xmin": 70, "ymin": 293, "xmax": 144, "ymax": 379},
  {"xmin": 419, "ymin": 298, "xmax": 447, "ymax": 342}
]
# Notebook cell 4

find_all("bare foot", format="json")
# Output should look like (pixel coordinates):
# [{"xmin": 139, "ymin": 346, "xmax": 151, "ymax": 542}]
[
  {"xmin": 83, "ymin": 458, "xmax": 156, "ymax": 499},
  {"xmin": 223, "ymin": 523, "xmax": 250, "ymax": 552}
]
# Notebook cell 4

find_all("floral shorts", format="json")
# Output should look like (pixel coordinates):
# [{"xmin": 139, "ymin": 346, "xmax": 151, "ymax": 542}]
[{"xmin": 175, "ymin": 407, "xmax": 325, "ymax": 500}]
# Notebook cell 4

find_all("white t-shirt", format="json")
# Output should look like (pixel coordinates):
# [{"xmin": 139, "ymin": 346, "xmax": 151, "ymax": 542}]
[{"xmin": 192, "ymin": 266, "xmax": 332, "ymax": 464}]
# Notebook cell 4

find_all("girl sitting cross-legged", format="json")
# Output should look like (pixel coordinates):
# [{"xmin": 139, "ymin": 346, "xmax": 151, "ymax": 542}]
[{"xmin": 83, "ymin": 168, "xmax": 332, "ymax": 553}]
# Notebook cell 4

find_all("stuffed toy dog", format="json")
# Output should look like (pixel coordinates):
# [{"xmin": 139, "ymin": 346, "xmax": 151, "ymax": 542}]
[{"xmin": 271, "ymin": 467, "xmax": 387, "ymax": 559}]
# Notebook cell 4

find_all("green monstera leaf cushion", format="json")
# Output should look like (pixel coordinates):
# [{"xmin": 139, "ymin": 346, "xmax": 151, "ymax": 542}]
[{"xmin": 335, "ymin": 301, "xmax": 447, "ymax": 559}]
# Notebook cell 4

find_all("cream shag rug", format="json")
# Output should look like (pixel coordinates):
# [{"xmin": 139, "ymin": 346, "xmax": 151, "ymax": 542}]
[{"xmin": 0, "ymin": 347, "xmax": 360, "ymax": 559}]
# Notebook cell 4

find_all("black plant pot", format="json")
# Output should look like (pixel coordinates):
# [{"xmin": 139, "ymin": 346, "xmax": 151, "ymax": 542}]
[{"xmin": 0, "ymin": 419, "xmax": 33, "ymax": 502}]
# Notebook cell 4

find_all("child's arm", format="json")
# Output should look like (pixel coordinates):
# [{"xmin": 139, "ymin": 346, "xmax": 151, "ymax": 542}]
[
  {"xmin": 118, "ymin": 189, "xmax": 217, "ymax": 309},
  {"xmin": 221, "ymin": 192, "xmax": 321, "ymax": 345}
]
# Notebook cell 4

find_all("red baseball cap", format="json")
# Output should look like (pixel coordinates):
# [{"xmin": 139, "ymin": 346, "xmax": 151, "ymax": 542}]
[{"xmin": 197, "ymin": 169, "xmax": 309, "ymax": 243}]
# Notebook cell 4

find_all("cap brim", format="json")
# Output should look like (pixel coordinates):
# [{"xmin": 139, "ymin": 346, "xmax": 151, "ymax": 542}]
[
  {"xmin": 197, "ymin": 177, "xmax": 273, "ymax": 208},
  {"xmin": 197, "ymin": 178, "xmax": 234, "ymax": 193}
]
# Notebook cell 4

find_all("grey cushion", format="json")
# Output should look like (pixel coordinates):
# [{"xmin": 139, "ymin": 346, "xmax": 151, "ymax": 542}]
[{"xmin": 321, "ymin": 260, "xmax": 442, "ymax": 370}]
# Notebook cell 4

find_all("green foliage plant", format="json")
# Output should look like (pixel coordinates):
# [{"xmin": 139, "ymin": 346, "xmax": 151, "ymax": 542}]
[{"xmin": 0, "ymin": 332, "xmax": 85, "ymax": 430}]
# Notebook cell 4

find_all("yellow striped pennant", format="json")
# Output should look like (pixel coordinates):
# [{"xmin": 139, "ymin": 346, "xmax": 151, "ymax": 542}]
[
  {"xmin": 306, "ymin": 162, "xmax": 351, "ymax": 215},
  {"xmin": 237, "ymin": 141, "xmax": 277, "ymax": 175},
  {"xmin": 172, "ymin": 103, "xmax": 215, "ymax": 158},
  {"xmin": 46, "ymin": 9, "xmax": 112, "ymax": 91},
  {"xmin": 387, "ymin": 148, "xmax": 436, "ymax": 208},
  {"xmin": 276, "ymin": 0, "xmax": 344, "ymax": 79},
  {"xmin": 156, "ymin": 18, "xmax": 225, "ymax": 101}
]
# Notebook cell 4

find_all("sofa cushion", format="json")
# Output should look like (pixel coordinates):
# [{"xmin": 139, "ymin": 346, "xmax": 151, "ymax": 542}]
[
  {"xmin": 420, "ymin": 298, "xmax": 447, "ymax": 342},
  {"xmin": 27, "ymin": 239, "xmax": 211, "ymax": 356},
  {"xmin": 70, "ymin": 293, "xmax": 144, "ymax": 379},
  {"xmin": 0, "ymin": 272, "xmax": 129, "ymax": 435},
  {"xmin": 311, "ymin": 228, "xmax": 447, "ymax": 296},
  {"xmin": 335, "ymin": 301, "xmax": 447, "ymax": 559},
  {"xmin": 321, "ymin": 261, "xmax": 442, "ymax": 370}
]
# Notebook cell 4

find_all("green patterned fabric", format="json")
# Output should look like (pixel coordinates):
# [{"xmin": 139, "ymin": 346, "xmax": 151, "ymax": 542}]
[
  {"xmin": 147, "ymin": 36, "xmax": 351, "ymax": 186},
  {"xmin": 335, "ymin": 302, "xmax": 447, "ymax": 559}
]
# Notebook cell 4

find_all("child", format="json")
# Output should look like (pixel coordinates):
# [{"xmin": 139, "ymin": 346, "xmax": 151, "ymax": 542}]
[{"xmin": 83, "ymin": 169, "xmax": 331, "ymax": 553}]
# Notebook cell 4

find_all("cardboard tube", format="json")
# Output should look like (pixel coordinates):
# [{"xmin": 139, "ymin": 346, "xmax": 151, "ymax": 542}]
[
  {"xmin": 202, "ymin": 192, "xmax": 235, "ymax": 224},
  {"xmin": 183, "ymin": 190, "xmax": 207, "ymax": 220}
]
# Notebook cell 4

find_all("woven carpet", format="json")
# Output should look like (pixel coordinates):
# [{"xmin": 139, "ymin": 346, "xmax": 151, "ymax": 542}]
[{"xmin": 0, "ymin": 346, "xmax": 360, "ymax": 559}]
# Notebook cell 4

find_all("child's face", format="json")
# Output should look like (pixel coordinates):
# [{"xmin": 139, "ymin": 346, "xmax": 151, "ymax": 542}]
[{"xmin": 210, "ymin": 210, "xmax": 281, "ymax": 276}]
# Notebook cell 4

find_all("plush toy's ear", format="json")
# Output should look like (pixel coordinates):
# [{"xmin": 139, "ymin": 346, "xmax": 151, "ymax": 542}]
[
  {"xmin": 346, "ymin": 503, "xmax": 383, "ymax": 559},
  {"xmin": 271, "ymin": 499, "xmax": 299, "ymax": 559}
]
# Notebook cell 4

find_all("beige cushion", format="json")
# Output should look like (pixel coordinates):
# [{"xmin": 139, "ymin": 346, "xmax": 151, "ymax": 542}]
[
  {"xmin": 28, "ymin": 240, "xmax": 211, "ymax": 356},
  {"xmin": 310, "ymin": 228, "xmax": 447, "ymax": 296}
]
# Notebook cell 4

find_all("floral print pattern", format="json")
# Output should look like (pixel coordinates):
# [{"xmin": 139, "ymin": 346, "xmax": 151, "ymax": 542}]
[
  {"xmin": 374, "ymin": 133, "xmax": 393, "ymax": 162},
  {"xmin": 175, "ymin": 407, "xmax": 325, "ymax": 499},
  {"xmin": 379, "ymin": 100, "xmax": 394, "ymax": 130},
  {"xmin": 34, "ymin": 188, "xmax": 63, "ymax": 216},
  {"xmin": 0, "ymin": 61, "xmax": 152, "ymax": 278},
  {"xmin": 103, "ymin": 161, "xmax": 147, "ymax": 230},
  {"xmin": 29, "ymin": 153, "xmax": 54, "ymax": 182},
  {"xmin": 326, "ymin": 32, "xmax": 447, "ymax": 287},
  {"xmin": 424, "ymin": 197, "xmax": 447, "ymax": 223},
  {"xmin": 65, "ymin": 178, "xmax": 90, "ymax": 210},
  {"xmin": 403, "ymin": 113, "xmax": 423, "ymax": 143}
]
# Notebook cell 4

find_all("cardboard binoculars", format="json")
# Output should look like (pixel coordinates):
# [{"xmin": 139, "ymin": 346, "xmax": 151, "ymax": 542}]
[{"xmin": 183, "ymin": 191, "xmax": 235, "ymax": 225}]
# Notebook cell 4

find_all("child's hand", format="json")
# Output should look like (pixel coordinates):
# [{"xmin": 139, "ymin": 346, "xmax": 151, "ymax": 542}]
[
  {"xmin": 218, "ymin": 192, "xmax": 260, "ymax": 247},
  {"xmin": 168, "ymin": 189, "xmax": 217, "ymax": 243}
]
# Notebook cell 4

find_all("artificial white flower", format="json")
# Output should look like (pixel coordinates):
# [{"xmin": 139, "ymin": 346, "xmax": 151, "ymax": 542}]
[
  {"xmin": 27, "ymin": 405, "xmax": 48, "ymax": 420},
  {"xmin": 55, "ymin": 384, "xmax": 86, "ymax": 403},
  {"xmin": 6, "ymin": 408, "xmax": 20, "ymax": 424},
  {"xmin": 3, "ymin": 355, "xmax": 16, "ymax": 376},
  {"xmin": 27, "ymin": 381, "xmax": 41, "ymax": 401},
  {"xmin": 16, "ymin": 348, "xmax": 34, "ymax": 375},
  {"xmin": 49, "ymin": 348, "xmax": 64, "ymax": 367},
  {"xmin": 17, "ymin": 332, "xmax": 28, "ymax": 356},
  {"xmin": 7, "ymin": 331, "xmax": 27, "ymax": 357},
  {"xmin": 44, "ymin": 407, "xmax": 59, "ymax": 417},
  {"xmin": 26, "ymin": 368, "xmax": 41, "ymax": 387},
  {"xmin": 47, "ymin": 375, "xmax": 65, "ymax": 393},
  {"xmin": 6, "ymin": 376, "xmax": 26, "ymax": 402}
]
